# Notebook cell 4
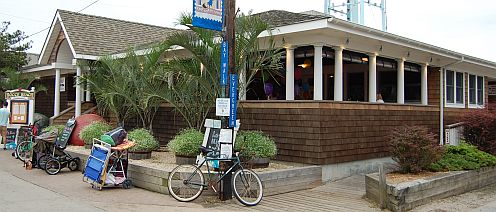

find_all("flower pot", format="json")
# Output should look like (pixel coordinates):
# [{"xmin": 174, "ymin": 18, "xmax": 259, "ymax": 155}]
[
  {"xmin": 243, "ymin": 157, "xmax": 270, "ymax": 169},
  {"xmin": 175, "ymin": 155, "xmax": 197, "ymax": 165},
  {"xmin": 129, "ymin": 151, "xmax": 152, "ymax": 160},
  {"xmin": 84, "ymin": 143, "xmax": 93, "ymax": 149}
]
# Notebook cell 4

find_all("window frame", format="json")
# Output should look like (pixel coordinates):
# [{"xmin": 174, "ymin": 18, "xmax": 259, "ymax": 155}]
[
  {"xmin": 445, "ymin": 70, "xmax": 465, "ymax": 108},
  {"xmin": 468, "ymin": 74, "xmax": 485, "ymax": 108}
]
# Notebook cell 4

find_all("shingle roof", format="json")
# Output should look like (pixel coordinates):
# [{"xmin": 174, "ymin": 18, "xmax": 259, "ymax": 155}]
[
  {"xmin": 254, "ymin": 10, "xmax": 328, "ymax": 28},
  {"xmin": 58, "ymin": 10, "xmax": 181, "ymax": 56}
]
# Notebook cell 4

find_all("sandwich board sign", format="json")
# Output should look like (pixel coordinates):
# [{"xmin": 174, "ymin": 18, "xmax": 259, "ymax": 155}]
[{"xmin": 192, "ymin": 0, "xmax": 224, "ymax": 31}]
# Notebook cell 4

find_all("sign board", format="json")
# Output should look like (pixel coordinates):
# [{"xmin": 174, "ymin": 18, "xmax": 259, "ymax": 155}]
[
  {"xmin": 10, "ymin": 100, "xmax": 29, "ymax": 125},
  {"xmin": 5, "ymin": 90, "xmax": 35, "ymax": 100},
  {"xmin": 57, "ymin": 118, "xmax": 77, "ymax": 149},
  {"xmin": 60, "ymin": 77, "xmax": 66, "ymax": 92},
  {"xmin": 192, "ymin": 0, "xmax": 224, "ymax": 31},
  {"xmin": 216, "ymin": 98, "xmax": 230, "ymax": 117},
  {"xmin": 489, "ymin": 84, "xmax": 496, "ymax": 96},
  {"xmin": 220, "ymin": 41, "xmax": 228, "ymax": 86},
  {"xmin": 6, "ymin": 128, "xmax": 17, "ymax": 145},
  {"xmin": 229, "ymin": 74, "xmax": 238, "ymax": 128}
]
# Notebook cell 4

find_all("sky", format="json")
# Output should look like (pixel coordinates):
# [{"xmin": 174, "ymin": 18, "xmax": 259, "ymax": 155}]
[{"xmin": 1, "ymin": 0, "xmax": 496, "ymax": 62}]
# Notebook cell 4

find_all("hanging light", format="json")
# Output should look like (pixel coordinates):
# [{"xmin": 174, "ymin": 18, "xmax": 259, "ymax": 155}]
[{"xmin": 298, "ymin": 59, "xmax": 312, "ymax": 69}]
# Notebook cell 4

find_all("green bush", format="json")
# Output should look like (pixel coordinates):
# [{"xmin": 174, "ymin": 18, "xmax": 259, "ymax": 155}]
[
  {"xmin": 128, "ymin": 128, "xmax": 159, "ymax": 152},
  {"xmin": 167, "ymin": 128, "xmax": 203, "ymax": 157},
  {"xmin": 235, "ymin": 131, "xmax": 277, "ymax": 159},
  {"xmin": 389, "ymin": 126, "xmax": 443, "ymax": 173},
  {"xmin": 42, "ymin": 125, "xmax": 65, "ymax": 134},
  {"xmin": 79, "ymin": 122, "xmax": 112, "ymax": 145},
  {"xmin": 429, "ymin": 143, "xmax": 496, "ymax": 171}
]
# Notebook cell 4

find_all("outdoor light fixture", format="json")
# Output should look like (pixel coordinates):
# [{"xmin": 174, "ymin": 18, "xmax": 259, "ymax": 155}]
[
  {"xmin": 379, "ymin": 45, "xmax": 383, "ymax": 52},
  {"xmin": 298, "ymin": 59, "xmax": 312, "ymax": 69},
  {"xmin": 361, "ymin": 57, "xmax": 369, "ymax": 62}
]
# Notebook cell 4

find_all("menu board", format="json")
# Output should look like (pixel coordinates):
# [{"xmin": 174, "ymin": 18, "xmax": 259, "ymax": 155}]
[
  {"xmin": 6, "ymin": 128, "xmax": 17, "ymax": 144},
  {"xmin": 10, "ymin": 100, "xmax": 29, "ymax": 125},
  {"xmin": 56, "ymin": 118, "xmax": 76, "ymax": 148}
]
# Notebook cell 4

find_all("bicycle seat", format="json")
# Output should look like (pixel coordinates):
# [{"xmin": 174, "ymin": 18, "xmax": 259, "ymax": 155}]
[{"xmin": 199, "ymin": 146, "xmax": 213, "ymax": 155}]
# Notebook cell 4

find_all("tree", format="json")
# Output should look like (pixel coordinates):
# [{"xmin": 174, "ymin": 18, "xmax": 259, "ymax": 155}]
[
  {"xmin": 0, "ymin": 22, "xmax": 31, "ymax": 70},
  {"xmin": 150, "ymin": 12, "xmax": 282, "ymax": 130}
]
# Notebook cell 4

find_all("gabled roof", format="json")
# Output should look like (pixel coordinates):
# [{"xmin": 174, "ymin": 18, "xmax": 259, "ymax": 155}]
[
  {"xmin": 57, "ymin": 10, "xmax": 180, "ymax": 56},
  {"xmin": 254, "ymin": 10, "xmax": 328, "ymax": 28}
]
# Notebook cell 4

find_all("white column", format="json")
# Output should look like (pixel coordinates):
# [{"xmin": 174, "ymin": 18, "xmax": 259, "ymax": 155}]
[
  {"xmin": 286, "ymin": 47, "xmax": 295, "ymax": 100},
  {"xmin": 334, "ymin": 46, "xmax": 344, "ymax": 101},
  {"xmin": 368, "ymin": 53, "xmax": 377, "ymax": 102},
  {"xmin": 85, "ymin": 81, "xmax": 91, "ymax": 102},
  {"xmin": 54, "ymin": 69, "xmax": 61, "ymax": 116},
  {"xmin": 75, "ymin": 66, "xmax": 82, "ymax": 117},
  {"xmin": 397, "ymin": 58, "xmax": 405, "ymax": 104},
  {"xmin": 421, "ymin": 64, "xmax": 428, "ymax": 105},
  {"xmin": 313, "ymin": 45, "xmax": 323, "ymax": 100}
]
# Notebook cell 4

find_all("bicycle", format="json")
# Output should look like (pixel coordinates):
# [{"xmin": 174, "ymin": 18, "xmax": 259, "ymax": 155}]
[
  {"xmin": 168, "ymin": 146, "xmax": 263, "ymax": 206},
  {"xmin": 15, "ymin": 124, "xmax": 37, "ymax": 163}
]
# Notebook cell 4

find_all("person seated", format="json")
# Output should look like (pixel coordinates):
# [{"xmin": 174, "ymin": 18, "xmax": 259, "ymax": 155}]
[{"xmin": 376, "ymin": 93, "xmax": 384, "ymax": 103}]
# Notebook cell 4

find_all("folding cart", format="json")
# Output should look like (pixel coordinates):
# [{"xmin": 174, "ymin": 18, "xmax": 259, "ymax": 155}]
[{"xmin": 83, "ymin": 139, "xmax": 135, "ymax": 190}]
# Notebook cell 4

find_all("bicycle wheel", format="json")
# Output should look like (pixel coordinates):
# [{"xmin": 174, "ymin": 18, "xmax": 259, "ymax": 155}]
[
  {"xmin": 37, "ymin": 155, "xmax": 49, "ymax": 170},
  {"xmin": 232, "ymin": 169, "xmax": 263, "ymax": 206},
  {"xmin": 15, "ymin": 141, "xmax": 32, "ymax": 163},
  {"xmin": 168, "ymin": 164, "xmax": 205, "ymax": 202},
  {"xmin": 45, "ymin": 158, "xmax": 61, "ymax": 175}
]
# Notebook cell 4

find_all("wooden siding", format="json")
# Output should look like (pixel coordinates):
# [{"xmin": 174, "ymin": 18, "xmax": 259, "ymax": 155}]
[{"xmin": 34, "ymin": 74, "xmax": 75, "ymax": 117}]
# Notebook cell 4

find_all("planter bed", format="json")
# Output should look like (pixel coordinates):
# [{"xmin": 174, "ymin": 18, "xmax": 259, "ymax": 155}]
[
  {"xmin": 365, "ymin": 166, "xmax": 496, "ymax": 212},
  {"xmin": 66, "ymin": 146, "xmax": 322, "ymax": 196}
]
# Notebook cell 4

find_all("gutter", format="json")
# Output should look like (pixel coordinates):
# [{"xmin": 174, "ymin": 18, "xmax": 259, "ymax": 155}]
[{"xmin": 439, "ymin": 56, "xmax": 465, "ymax": 145}]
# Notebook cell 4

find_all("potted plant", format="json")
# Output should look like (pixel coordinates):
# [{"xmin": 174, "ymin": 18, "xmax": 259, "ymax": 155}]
[
  {"xmin": 79, "ymin": 121, "xmax": 112, "ymax": 149},
  {"xmin": 128, "ymin": 128, "xmax": 159, "ymax": 160},
  {"xmin": 235, "ymin": 131, "xmax": 277, "ymax": 168},
  {"xmin": 167, "ymin": 128, "xmax": 203, "ymax": 164}
]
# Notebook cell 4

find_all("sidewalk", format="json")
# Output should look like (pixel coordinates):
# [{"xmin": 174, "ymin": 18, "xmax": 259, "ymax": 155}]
[{"xmin": 0, "ymin": 149, "xmax": 380, "ymax": 211}]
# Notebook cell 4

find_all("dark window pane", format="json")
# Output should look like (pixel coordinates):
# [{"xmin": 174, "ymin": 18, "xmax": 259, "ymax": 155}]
[
  {"xmin": 446, "ymin": 70, "xmax": 454, "ymax": 86},
  {"xmin": 447, "ymin": 86, "xmax": 454, "ymax": 103},
  {"xmin": 477, "ymin": 76, "xmax": 484, "ymax": 105},
  {"xmin": 455, "ymin": 72, "xmax": 463, "ymax": 103},
  {"xmin": 469, "ymin": 75, "xmax": 476, "ymax": 104}
]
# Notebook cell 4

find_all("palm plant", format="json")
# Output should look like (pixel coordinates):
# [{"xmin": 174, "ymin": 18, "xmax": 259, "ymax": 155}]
[
  {"xmin": 81, "ymin": 45, "xmax": 167, "ymax": 131},
  {"xmin": 150, "ymin": 12, "xmax": 282, "ymax": 130}
]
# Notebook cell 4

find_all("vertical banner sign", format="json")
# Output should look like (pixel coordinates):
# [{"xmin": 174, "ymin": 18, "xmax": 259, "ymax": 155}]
[
  {"xmin": 192, "ymin": 0, "xmax": 224, "ymax": 31},
  {"xmin": 220, "ymin": 41, "xmax": 228, "ymax": 86},
  {"xmin": 229, "ymin": 74, "xmax": 238, "ymax": 128}
]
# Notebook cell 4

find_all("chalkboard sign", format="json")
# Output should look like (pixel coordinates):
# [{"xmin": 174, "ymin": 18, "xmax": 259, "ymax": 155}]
[
  {"xmin": 205, "ymin": 128, "xmax": 221, "ymax": 154},
  {"xmin": 6, "ymin": 128, "xmax": 17, "ymax": 144},
  {"xmin": 56, "ymin": 118, "xmax": 76, "ymax": 149}
]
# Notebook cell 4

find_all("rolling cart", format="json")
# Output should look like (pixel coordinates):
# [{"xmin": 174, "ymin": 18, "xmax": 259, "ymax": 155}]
[{"xmin": 83, "ymin": 139, "xmax": 135, "ymax": 190}]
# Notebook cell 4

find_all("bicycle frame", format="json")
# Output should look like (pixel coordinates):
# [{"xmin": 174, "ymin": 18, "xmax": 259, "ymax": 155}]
[{"xmin": 187, "ymin": 155, "xmax": 243, "ymax": 189}]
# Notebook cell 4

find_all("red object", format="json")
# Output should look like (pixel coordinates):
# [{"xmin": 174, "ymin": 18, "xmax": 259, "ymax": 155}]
[{"xmin": 69, "ymin": 114, "xmax": 106, "ymax": 146}]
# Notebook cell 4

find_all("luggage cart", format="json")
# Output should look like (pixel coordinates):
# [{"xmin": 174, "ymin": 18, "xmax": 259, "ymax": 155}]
[{"xmin": 83, "ymin": 139, "xmax": 135, "ymax": 190}]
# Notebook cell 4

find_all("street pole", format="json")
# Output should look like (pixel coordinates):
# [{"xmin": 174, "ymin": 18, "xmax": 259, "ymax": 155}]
[{"xmin": 220, "ymin": 0, "xmax": 236, "ymax": 201}]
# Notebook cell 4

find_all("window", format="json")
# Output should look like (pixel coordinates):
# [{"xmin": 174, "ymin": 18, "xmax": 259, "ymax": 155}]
[
  {"xmin": 469, "ymin": 74, "xmax": 484, "ymax": 106},
  {"xmin": 445, "ymin": 70, "xmax": 464, "ymax": 106}
]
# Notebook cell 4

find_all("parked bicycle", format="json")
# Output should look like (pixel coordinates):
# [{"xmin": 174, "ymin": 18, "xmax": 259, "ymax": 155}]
[
  {"xmin": 15, "ymin": 124, "xmax": 38, "ymax": 163},
  {"xmin": 168, "ymin": 147, "xmax": 263, "ymax": 206}
]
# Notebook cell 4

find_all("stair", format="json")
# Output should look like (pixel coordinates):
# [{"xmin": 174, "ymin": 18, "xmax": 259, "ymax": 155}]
[{"xmin": 50, "ymin": 102, "xmax": 96, "ymax": 125}]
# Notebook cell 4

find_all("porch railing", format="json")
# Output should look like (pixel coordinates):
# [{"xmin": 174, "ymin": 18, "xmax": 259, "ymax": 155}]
[{"xmin": 444, "ymin": 123, "xmax": 464, "ymax": 146}]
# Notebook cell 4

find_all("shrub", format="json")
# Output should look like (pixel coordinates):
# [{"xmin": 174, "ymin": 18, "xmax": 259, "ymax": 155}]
[
  {"xmin": 167, "ymin": 128, "xmax": 203, "ymax": 157},
  {"xmin": 128, "ymin": 128, "xmax": 159, "ymax": 152},
  {"xmin": 388, "ymin": 126, "xmax": 443, "ymax": 173},
  {"xmin": 79, "ymin": 121, "xmax": 112, "ymax": 145},
  {"xmin": 462, "ymin": 108, "xmax": 496, "ymax": 154},
  {"xmin": 235, "ymin": 131, "xmax": 277, "ymax": 159},
  {"xmin": 429, "ymin": 143, "xmax": 496, "ymax": 171},
  {"xmin": 42, "ymin": 125, "xmax": 65, "ymax": 134}
]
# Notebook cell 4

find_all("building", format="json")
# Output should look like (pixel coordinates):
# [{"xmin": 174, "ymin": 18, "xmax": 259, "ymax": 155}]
[{"xmin": 22, "ymin": 9, "xmax": 496, "ymax": 181}]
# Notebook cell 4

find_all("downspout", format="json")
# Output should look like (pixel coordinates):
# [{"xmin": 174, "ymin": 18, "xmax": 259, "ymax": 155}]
[{"xmin": 439, "ymin": 56, "xmax": 464, "ymax": 145}]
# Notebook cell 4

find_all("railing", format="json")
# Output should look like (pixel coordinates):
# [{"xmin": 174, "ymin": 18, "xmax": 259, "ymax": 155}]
[{"xmin": 444, "ymin": 122, "xmax": 464, "ymax": 146}]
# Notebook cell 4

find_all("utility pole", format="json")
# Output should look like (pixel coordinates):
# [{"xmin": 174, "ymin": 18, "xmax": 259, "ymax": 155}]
[{"xmin": 220, "ymin": 0, "xmax": 236, "ymax": 201}]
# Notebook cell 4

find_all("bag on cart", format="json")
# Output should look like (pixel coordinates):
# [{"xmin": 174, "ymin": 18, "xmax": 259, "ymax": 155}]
[{"xmin": 105, "ymin": 127, "xmax": 127, "ymax": 146}]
